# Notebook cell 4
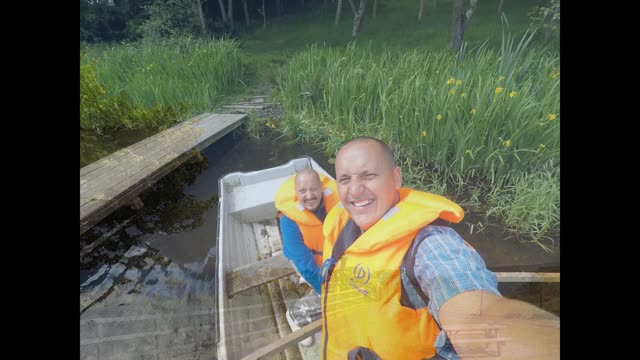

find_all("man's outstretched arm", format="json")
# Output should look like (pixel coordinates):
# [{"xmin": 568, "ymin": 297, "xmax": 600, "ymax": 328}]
[{"xmin": 439, "ymin": 289, "xmax": 560, "ymax": 360}]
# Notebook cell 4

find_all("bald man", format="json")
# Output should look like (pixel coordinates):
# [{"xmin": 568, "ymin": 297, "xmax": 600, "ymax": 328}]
[
  {"xmin": 275, "ymin": 168, "xmax": 339, "ymax": 293},
  {"xmin": 275, "ymin": 167, "xmax": 339, "ymax": 346},
  {"xmin": 320, "ymin": 136, "xmax": 559, "ymax": 360}
]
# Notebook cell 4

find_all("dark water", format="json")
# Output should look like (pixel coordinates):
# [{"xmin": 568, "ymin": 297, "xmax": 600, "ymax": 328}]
[{"xmin": 79, "ymin": 126, "xmax": 559, "ymax": 358}]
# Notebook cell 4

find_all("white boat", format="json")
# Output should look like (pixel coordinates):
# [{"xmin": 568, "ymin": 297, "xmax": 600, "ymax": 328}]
[
  {"xmin": 215, "ymin": 156, "xmax": 560, "ymax": 360},
  {"xmin": 216, "ymin": 157, "xmax": 331, "ymax": 360}
]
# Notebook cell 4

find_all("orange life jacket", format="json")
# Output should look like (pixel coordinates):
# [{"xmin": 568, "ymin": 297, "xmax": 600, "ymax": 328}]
[
  {"xmin": 321, "ymin": 188, "xmax": 464, "ymax": 360},
  {"xmin": 275, "ymin": 173, "xmax": 339, "ymax": 267}
]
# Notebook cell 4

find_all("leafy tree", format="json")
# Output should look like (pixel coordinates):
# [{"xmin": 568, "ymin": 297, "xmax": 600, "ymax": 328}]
[
  {"xmin": 528, "ymin": 0, "xmax": 560, "ymax": 42},
  {"xmin": 138, "ymin": 0, "xmax": 203, "ymax": 40}
]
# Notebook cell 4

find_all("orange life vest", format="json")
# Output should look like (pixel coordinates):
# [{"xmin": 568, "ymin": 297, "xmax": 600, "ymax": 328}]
[
  {"xmin": 321, "ymin": 188, "xmax": 464, "ymax": 360},
  {"xmin": 275, "ymin": 173, "xmax": 339, "ymax": 267}
]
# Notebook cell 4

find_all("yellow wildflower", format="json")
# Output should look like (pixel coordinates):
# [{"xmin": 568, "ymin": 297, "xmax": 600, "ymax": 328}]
[
  {"xmin": 449, "ymin": 89, "xmax": 456, "ymax": 95},
  {"xmin": 537, "ymin": 144, "xmax": 546, "ymax": 153},
  {"xmin": 421, "ymin": 130, "xmax": 427, "ymax": 137},
  {"xmin": 455, "ymin": 80, "xmax": 462, "ymax": 86},
  {"xmin": 495, "ymin": 87, "xmax": 504, "ymax": 95},
  {"xmin": 436, "ymin": 114, "xmax": 443, "ymax": 121},
  {"xmin": 547, "ymin": 113, "xmax": 557, "ymax": 121},
  {"xmin": 470, "ymin": 108, "xmax": 477, "ymax": 115},
  {"xmin": 551, "ymin": 70, "xmax": 560, "ymax": 79},
  {"xmin": 503, "ymin": 139, "xmax": 511, "ymax": 148},
  {"xmin": 498, "ymin": 76, "xmax": 505, "ymax": 82},
  {"xmin": 509, "ymin": 91, "xmax": 517, "ymax": 98},
  {"xmin": 447, "ymin": 77, "xmax": 455, "ymax": 85}
]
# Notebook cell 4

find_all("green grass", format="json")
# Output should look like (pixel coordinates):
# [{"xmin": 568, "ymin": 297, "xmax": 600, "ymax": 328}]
[
  {"xmin": 270, "ymin": 30, "xmax": 559, "ymax": 247},
  {"xmin": 82, "ymin": 37, "xmax": 245, "ymax": 114},
  {"xmin": 79, "ymin": 0, "xmax": 560, "ymax": 247},
  {"xmin": 238, "ymin": 0, "xmax": 557, "ymax": 57}
]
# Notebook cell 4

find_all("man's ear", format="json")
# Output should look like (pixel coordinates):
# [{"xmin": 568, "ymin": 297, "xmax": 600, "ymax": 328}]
[{"xmin": 393, "ymin": 166, "xmax": 402, "ymax": 190}]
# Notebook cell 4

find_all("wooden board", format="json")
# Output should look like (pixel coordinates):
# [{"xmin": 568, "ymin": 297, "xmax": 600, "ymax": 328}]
[
  {"xmin": 495, "ymin": 272, "xmax": 559, "ymax": 282},
  {"xmin": 223, "ymin": 104, "xmax": 266, "ymax": 110},
  {"xmin": 239, "ymin": 319, "xmax": 322, "ymax": 360},
  {"xmin": 80, "ymin": 113, "xmax": 246, "ymax": 235},
  {"xmin": 226, "ymin": 254, "xmax": 296, "ymax": 298}
]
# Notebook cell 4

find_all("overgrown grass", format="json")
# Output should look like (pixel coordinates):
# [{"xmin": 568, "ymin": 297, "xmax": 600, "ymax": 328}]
[
  {"xmin": 80, "ymin": 37, "xmax": 248, "ymax": 163},
  {"xmin": 80, "ymin": 49, "xmax": 191, "ymax": 133},
  {"xmin": 79, "ymin": 0, "xmax": 560, "ymax": 246},
  {"xmin": 486, "ymin": 164, "xmax": 559, "ymax": 251},
  {"xmin": 274, "ymin": 33, "xmax": 559, "ymax": 246},
  {"xmin": 82, "ymin": 37, "xmax": 245, "ymax": 115},
  {"xmin": 239, "ymin": 0, "xmax": 557, "ymax": 57}
]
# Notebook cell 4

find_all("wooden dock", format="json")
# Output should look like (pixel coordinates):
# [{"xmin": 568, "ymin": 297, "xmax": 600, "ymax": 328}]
[{"xmin": 80, "ymin": 112, "xmax": 247, "ymax": 235}]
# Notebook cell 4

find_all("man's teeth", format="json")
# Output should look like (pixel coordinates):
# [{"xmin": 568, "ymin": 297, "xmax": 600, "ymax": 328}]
[{"xmin": 353, "ymin": 200, "xmax": 372, "ymax": 207}]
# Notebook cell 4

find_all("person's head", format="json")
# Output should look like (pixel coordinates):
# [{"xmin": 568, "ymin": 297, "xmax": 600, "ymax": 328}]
[
  {"xmin": 335, "ymin": 136, "xmax": 402, "ymax": 231},
  {"xmin": 295, "ymin": 167, "xmax": 324, "ymax": 212}
]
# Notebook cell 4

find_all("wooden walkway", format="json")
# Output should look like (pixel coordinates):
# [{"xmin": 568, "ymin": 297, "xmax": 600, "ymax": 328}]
[{"xmin": 80, "ymin": 112, "xmax": 247, "ymax": 235}]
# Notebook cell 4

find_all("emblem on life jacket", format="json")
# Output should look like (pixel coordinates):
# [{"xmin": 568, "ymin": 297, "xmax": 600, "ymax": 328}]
[{"xmin": 349, "ymin": 263, "xmax": 371, "ymax": 296}]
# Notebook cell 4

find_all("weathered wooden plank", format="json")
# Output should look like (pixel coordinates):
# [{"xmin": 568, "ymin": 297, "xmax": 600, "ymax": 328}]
[
  {"xmin": 80, "ymin": 113, "xmax": 246, "ymax": 235},
  {"xmin": 81, "ymin": 113, "xmax": 244, "ymax": 204},
  {"xmin": 80, "ymin": 309, "xmax": 214, "ymax": 325},
  {"xmin": 495, "ymin": 272, "xmax": 559, "ymax": 283},
  {"xmin": 226, "ymin": 254, "xmax": 296, "ymax": 298},
  {"xmin": 80, "ymin": 113, "xmax": 213, "ymax": 178},
  {"xmin": 223, "ymin": 104, "xmax": 266, "ymax": 110},
  {"xmin": 81, "ymin": 113, "xmax": 225, "ymax": 185},
  {"xmin": 79, "ymin": 114, "xmax": 203, "ymax": 178},
  {"xmin": 80, "ymin": 115, "xmax": 216, "ymax": 190},
  {"xmin": 81, "ymin": 112, "xmax": 240, "ymax": 187},
  {"xmin": 80, "ymin": 113, "xmax": 243, "ymax": 201},
  {"xmin": 452, "ymin": 337, "xmax": 512, "ymax": 345},
  {"xmin": 239, "ymin": 319, "xmax": 322, "ymax": 360},
  {"xmin": 445, "ymin": 324, "xmax": 507, "ymax": 331},
  {"xmin": 80, "ymin": 324, "xmax": 213, "ymax": 345},
  {"xmin": 80, "ymin": 148, "xmax": 201, "ymax": 234}
]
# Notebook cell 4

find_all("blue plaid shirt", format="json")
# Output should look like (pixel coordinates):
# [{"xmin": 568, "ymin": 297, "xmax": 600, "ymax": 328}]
[{"xmin": 410, "ymin": 225, "xmax": 500, "ymax": 360}]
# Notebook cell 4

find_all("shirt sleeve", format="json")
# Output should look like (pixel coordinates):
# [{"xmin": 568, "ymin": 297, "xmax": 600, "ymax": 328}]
[
  {"xmin": 280, "ymin": 215, "xmax": 322, "ymax": 293},
  {"xmin": 413, "ymin": 225, "xmax": 500, "ymax": 325},
  {"xmin": 413, "ymin": 225, "xmax": 500, "ymax": 360}
]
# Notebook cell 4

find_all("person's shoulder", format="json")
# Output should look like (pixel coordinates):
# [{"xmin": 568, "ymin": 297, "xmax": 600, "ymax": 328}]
[
  {"xmin": 280, "ymin": 214, "xmax": 299, "ymax": 229},
  {"xmin": 415, "ymin": 224, "xmax": 466, "ymax": 253},
  {"xmin": 417, "ymin": 223, "xmax": 461, "ymax": 240}
]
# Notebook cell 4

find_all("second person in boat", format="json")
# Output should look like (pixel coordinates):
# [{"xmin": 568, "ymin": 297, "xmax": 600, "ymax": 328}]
[{"xmin": 275, "ymin": 167, "xmax": 339, "ymax": 346}]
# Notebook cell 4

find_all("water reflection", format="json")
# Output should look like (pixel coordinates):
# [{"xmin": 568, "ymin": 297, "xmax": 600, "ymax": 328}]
[
  {"xmin": 79, "ymin": 127, "xmax": 333, "ymax": 359},
  {"xmin": 79, "ymin": 126, "xmax": 558, "ymax": 359}
]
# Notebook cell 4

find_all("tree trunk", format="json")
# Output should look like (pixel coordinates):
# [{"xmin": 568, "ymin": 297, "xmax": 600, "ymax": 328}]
[
  {"xmin": 463, "ymin": 0, "xmax": 478, "ymax": 33},
  {"xmin": 449, "ymin": 0, "xmax": 464, "ymax": 51},
  {"xmin": 418, "ymin": 0, "xmax": 425, "ymax": 22},
  {"xmin": 544, "ymin": 3, "xmax": 559, "ymax": 42},
  {"xmin": 497, "ymin": 0, "xmax": 505, "ymax": 14},
  {"xmin": 218, "ymin": 0, "xmax": 227, "ymax": 22},
  {"xmin": 193, "ymin": 0, "xmax": 207, "ymax": 35},
  {"xmin": 242, "ymin": 0, "xmax": 250, "ymax": 26},
  {"xmin": 335, "ymin": 0, "xmax": 343, "ymax": 24},
  {"xmin": 351, "ymin": 0, "xmax": 368, "ymax": 39},
  {"xmin": 372, "ymin": 0, "xmax": 377, "ymax": 18},
  {"xmin": 348, "ymin": 0, "xmax": 357, "ymax": 15},
  {"xmin": 228, "ymin": 0, "xmax": 234, "ymax": 28},
  {"xmin": 276, "ymin": 0, "xmax": 281, "ymax": 16},
  {"xmin": 262, "ymin": 0, "xmax": 267, "ymax": 28}
]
